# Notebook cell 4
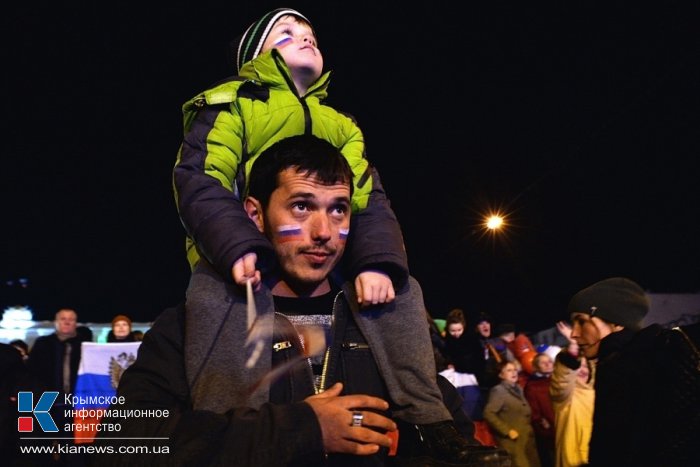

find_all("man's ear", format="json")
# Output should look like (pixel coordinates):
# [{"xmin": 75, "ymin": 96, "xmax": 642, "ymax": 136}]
[{"xmin": 243, "ymin": 196, "xmax": 265, "ymax": 233}]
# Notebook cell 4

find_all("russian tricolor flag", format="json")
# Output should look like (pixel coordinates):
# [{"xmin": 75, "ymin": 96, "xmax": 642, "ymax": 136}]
[
  {"xmin": 277, "ymin": 224, "xmax": 303, "ymax": 242},
  {"xmin": 73, "ymin": 342, "xmax": 141, "ymax": 443}
]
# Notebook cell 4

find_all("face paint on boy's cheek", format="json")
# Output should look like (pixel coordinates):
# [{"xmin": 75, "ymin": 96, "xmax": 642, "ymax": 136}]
[
  {"xmin": 277, "ymin": 224, "xmax": 303, "ymax": 243},
  {"xmin": 338, "ymin": 228, "xmax": 349, "ymax": 242},
  {"xmin": 273, "ymin": 36, "xmax": 293, "ymax": 48}
]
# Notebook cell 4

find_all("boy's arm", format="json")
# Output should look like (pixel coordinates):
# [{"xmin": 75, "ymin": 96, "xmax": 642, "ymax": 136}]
[
  {"xmin": 345, "ymin": 166, "xmax": 409, "ymax": 290},
  {"xmin": 333, "ymin": 111, "xmax": 409, "ymax": 290},
  {"xmin": 173, "ymin": 104, "xmax": 273, "ymax": 280}
]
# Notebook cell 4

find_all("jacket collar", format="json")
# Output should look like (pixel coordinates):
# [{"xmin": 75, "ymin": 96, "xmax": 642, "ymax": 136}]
[
  {"xmin": 598, "ymin": 324, "xmax": 663, "ymax": 362},
  {"xmin": 239, "ymin": 49, "xmax": 331, "ymax": 98}
]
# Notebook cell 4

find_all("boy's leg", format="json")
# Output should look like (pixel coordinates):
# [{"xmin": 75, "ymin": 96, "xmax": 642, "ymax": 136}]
[
  {"xmin": 352, "ymin": 276, "xmax": 450, "ymax": 423},
  {"xmin": 353, "ymin": 276, "xmax": 511, "ymax": 465}
]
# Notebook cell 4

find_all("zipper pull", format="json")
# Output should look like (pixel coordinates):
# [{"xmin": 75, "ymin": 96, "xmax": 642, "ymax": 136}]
[
  {"xmin": 342, "ymin": 342, "xmax": 369, "ymax": 351},
  {"xmin": 273, "ymin": 341, "xmax": 292, "ymax": 352}
]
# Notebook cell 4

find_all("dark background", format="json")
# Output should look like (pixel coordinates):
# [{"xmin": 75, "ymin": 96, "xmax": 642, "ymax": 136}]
[{"xmin": 3, "ymin": 1, "xmax": 699, "ymax": 332}]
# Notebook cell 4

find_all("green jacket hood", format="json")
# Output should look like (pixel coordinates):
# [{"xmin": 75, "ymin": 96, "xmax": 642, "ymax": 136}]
[
  {"xmin": 181, "ymin": 50, "xmax": 331, "ymax": 132},
  {"xmin": 239, "ymin": 49, "xmax": 331, "ymax": 98}
]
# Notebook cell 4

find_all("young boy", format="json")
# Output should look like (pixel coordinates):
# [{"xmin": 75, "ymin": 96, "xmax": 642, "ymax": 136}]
[{"xmin": 173, "ymin": 9, "xmax": 488, "ymax": 464}]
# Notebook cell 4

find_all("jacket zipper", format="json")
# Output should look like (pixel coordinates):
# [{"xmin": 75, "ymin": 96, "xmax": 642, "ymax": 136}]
[{"xmin": 315, "ymin": 290, "xmax": 343, "ymax": 394}]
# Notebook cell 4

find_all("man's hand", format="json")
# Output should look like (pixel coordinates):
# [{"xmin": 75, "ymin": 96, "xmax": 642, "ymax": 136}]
[
  {"xmin": 354, "ymin": 271, "xmax": 395, "ymax": 307},
  {"xmin": 232, "ymin": 252, "xmax": 261, "ymax": 290},
  {"xmin": 305, "ymin": 383, "xmax": 397, "ymax": 456}
]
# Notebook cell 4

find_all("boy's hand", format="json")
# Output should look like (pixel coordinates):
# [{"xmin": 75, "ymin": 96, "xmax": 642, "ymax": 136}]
[
  {"xmin": 355, "ymin": 271, "xmax": 395, "ymax": 308},
  {"xmin": 232, "ymin": 252, "xmax": 261, "ymax": 291}
]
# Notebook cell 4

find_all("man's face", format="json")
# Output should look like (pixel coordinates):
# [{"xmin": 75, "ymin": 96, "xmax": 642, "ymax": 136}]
[
  {"xmin": 250, "ymin": 168, "xmax": 351, "ymax": 292},
  {"xmin": 476, "ymin": 321, "xmax": 491, "ymax": 338},
  {"xmin": 55, "ymin": 309, "xmax": 77, "ymax": 336},
  {"xmin": 570, "ymin": 312, "xmax": 613, "ymax": 359}
]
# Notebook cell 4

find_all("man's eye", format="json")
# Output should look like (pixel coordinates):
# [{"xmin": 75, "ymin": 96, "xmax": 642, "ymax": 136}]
[
  {"xmin": 292, "ymin": 202, "xmax": 308, "ymax": 212},
  {"xmin": 331, "ymin": 206, "xmax": 348, "ymax": 216}
]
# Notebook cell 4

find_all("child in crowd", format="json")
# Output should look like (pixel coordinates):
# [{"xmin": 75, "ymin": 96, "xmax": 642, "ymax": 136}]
[{"xmin": 173, "ymin": 8, "xmax": 477, "ymax": 463}]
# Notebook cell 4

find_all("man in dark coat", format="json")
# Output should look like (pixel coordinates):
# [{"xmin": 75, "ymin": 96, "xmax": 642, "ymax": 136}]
[
  {"xmin": 568, "ymin": 277, "xmax": 700, "ymax": 466},
  {"xmin": 89, "ymin": 135, "xmax": 509, "ymax": 466},
  {"xmin": 27, "ymin": 308, "xmax": 91, "ymax": 396}
]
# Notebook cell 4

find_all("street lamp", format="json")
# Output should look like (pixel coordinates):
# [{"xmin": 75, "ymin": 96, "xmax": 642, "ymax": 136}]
[{"xmin": 486, "ymin": 215, "xmax": 504, "ymax": 231}]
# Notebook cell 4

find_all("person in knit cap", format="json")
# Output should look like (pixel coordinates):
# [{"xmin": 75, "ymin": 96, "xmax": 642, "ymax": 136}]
[
  {"xmin": 567, "ymin": 276, "xmax": 699, "ymax": 466},
  {"xmin": 107, "ymin": 314, "xmax": 136, "ymax": 342},
  {"xmin": 170, "ymin": 8, "xmax": 502, "ymax": 465}
]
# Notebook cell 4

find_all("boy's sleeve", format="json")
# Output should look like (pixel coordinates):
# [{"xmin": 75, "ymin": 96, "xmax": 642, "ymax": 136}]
[
  {"xmin": 333, "ymin": 112, "xmax": 409, "ymax": 289},
  {"xmin": 345, "ymin": 166, "xmax": 409, "ymax": 289},
  {"xmin": 173, "ymin": 103, "xmax": 273, "ymax": 280}
]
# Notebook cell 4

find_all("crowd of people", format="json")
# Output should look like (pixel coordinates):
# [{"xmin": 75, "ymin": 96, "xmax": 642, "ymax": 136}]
[
  {"xmin": 1, "ymin": 309, "xmax": 142, "ymax": 465},
  {"xmin": 430, "ymin": 278, "xmax": 700, "ymax": 467},
  {"xmin": 3, "ymin": 5, "xmax": 700, "ymax": 467},
  {"xmin": 5, "ymin": 275, "xmax": 699, "ymax": 467}
]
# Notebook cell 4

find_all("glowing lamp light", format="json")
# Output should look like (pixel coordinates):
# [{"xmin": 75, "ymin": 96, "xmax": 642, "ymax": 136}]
[
  {"xmin": 0, "ymin": 306, "xmax": 35, "ymax": 329},
  {"xmin": 486, "ymin": 215, "xmax": 504, "ymax": 230}
]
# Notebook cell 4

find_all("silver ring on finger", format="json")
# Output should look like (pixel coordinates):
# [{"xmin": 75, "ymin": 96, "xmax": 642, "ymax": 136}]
[{"xmin": 351, "ymin": 411, "xmax": 363, "ymax": 427}]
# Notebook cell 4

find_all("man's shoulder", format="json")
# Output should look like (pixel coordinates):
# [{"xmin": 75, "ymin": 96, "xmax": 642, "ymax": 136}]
[
  {"xmin": 117, "ymin": 304, "xmax": 188, "ymax": 403},
  {"xmin": 33, "ymin": 333, "xmax": 58, "ymax": 346},
  {"xmin": 144, "ymin": 304, "xmax": 186, "ymax": 343}
]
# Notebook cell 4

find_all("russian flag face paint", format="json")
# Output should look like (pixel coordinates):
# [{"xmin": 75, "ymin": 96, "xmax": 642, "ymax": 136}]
[
  {"xmin": 273, "ymin": 35, "xmax": 293, "ymax": 48},
  {"xmin": 339, "ymin": 228, "xmax": 349, "ymax": 242},
  {"xmin": 277, "ymin": 224, "xmax": 303, "ymax": 242}
]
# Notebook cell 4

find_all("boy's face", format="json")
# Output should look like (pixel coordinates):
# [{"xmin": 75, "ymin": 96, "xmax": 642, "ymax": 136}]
[
  {"xmin": 246, "ymin": 167, "xmax": 351, "ymax": 292},
  {"xmin": 262, "ymin": 15, "xmax": 322, "ymax": 81}
]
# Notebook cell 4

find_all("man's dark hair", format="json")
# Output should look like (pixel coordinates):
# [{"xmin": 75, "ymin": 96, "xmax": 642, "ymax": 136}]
[{"xmin": 247, "ymin": 134, "xmax": 354, "ymax": 208}]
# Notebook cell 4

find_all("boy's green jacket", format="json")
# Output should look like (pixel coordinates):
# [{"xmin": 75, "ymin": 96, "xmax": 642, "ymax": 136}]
[{"xmin": 173, "ymin": 50, "xmax": 408, "ymax": 285}]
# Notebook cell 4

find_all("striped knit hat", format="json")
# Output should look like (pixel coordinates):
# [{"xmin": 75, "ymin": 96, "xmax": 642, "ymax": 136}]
[{"xmin": 234, "ymin": 8, "xmax": 313, "ymax": 72}]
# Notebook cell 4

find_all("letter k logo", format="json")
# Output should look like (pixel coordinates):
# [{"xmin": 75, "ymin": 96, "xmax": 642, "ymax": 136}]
[{"xmin": 18, "ymin": 391, "xmax": 59, "ymax": 432}]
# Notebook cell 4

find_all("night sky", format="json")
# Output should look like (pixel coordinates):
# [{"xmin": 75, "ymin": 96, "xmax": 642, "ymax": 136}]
[{"xmin": 3, "ymin": 1, "xmax": 699, "ymax": 332}]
